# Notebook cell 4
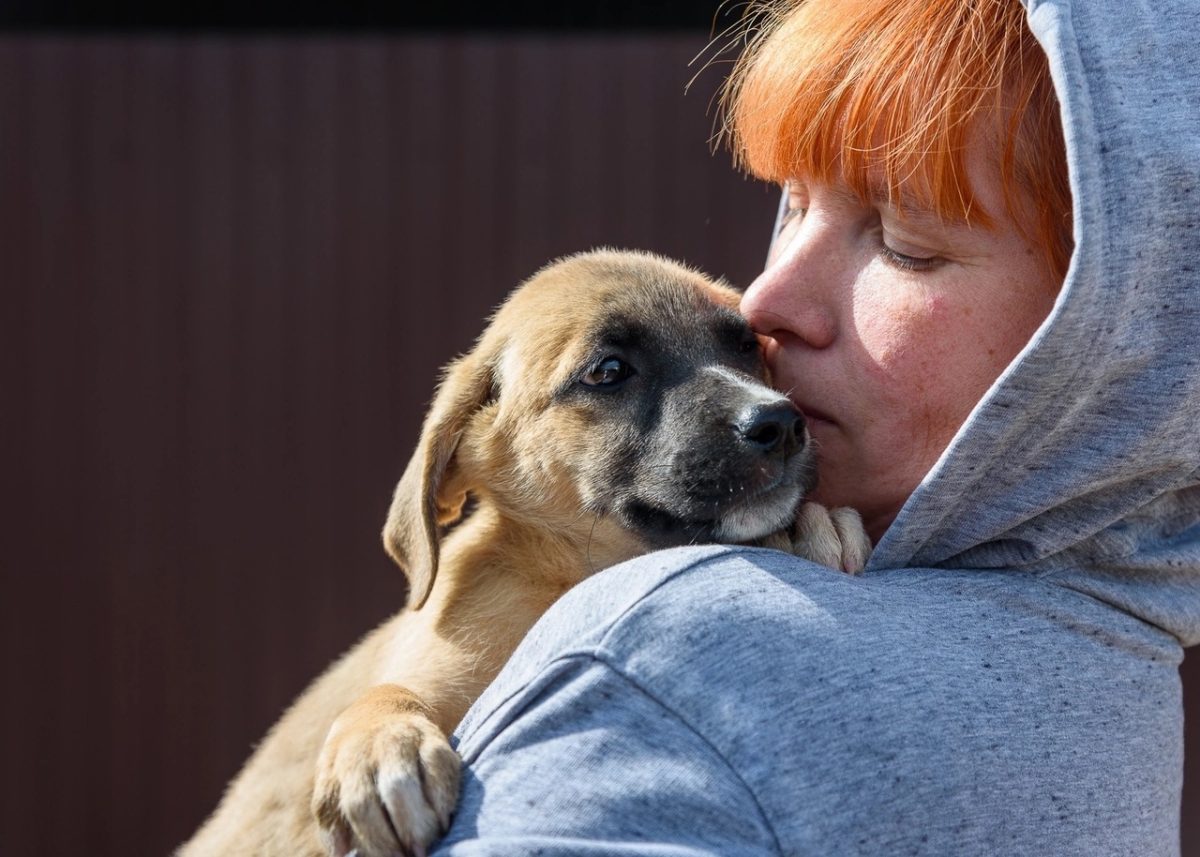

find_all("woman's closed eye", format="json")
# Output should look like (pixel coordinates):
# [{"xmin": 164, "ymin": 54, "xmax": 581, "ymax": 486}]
[
  {"xmin": 878, "ymin": 242, "xmax": 944, "ymax": 272},
  {"xmin": 876, "ymin": 217, "xmax": 947, "ymax": 273}
]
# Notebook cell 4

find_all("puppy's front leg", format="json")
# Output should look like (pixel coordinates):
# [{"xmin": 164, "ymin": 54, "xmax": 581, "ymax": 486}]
[
  {"xmin": 791, "ymin": 503, "xmax": 873, "ymax": 574},
  {"xmin": 310, "ymin": 577, "xmax": 542, "ymax": 857},
  {"xmin": 313, "ymin": 684, "xmax": 459, "ymax": 857}
]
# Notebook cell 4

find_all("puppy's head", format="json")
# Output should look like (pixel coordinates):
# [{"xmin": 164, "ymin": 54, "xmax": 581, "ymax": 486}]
[{"xmin": 385, "ymin": 249, "xmax": 814, "ymax": 608}]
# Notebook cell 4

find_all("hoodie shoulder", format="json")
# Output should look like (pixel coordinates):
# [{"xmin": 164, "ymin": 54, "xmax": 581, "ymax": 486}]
[{"xmin": 448, "ymin": 544, "xmax": 1184, "ymax": 855}]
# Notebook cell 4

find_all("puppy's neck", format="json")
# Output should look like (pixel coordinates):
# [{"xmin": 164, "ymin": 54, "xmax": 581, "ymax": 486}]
[{"xmin": 438, "ymin": 500, "xmax": 598, "ymax": 599}]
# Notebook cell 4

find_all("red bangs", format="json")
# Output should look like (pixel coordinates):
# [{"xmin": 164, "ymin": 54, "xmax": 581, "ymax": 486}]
[{"xmin": 722, "ymin": 0, "xmax": 1072, "ymax": 276}]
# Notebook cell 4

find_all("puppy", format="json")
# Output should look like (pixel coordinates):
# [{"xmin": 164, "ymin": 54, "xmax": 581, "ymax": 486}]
[{"xmin": 179, "ymin": 249, "xmax": 870, "ymax": 857}]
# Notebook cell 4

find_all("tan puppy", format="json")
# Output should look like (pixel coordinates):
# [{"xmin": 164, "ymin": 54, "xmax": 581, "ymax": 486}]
[{"xmin": 179, "ymin": 250, "xmax": 870, "ymax": 857}]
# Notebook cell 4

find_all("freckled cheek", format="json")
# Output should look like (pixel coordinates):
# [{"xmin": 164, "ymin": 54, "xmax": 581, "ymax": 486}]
[
  {"xmin": 850, "ymin": 293, "xmax": 1003, "ymax": 451},
  {"xmin": 853, "ymin": 293, "xmax": 958, "ymax": 386}
]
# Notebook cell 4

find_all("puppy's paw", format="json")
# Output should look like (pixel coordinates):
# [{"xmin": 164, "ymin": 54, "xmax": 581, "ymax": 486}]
[
  {"xmin": 313, "ymin": 684, "xmax": 460, "ymax": 857},
  {"xmin": 792, "ymin": 503, "xmax": 872, "ymax": 574}
]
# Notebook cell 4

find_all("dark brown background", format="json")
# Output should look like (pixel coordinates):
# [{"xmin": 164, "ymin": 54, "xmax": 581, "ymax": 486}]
[{"xmin": 2, "ymin": 34, "xmax": 1196, "ymax": 856}]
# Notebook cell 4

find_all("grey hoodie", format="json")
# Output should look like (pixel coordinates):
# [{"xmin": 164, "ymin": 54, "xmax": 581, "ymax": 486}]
[{"xmin": 434, "ymin": 0, "xmax": 1200, "ymax": 853}]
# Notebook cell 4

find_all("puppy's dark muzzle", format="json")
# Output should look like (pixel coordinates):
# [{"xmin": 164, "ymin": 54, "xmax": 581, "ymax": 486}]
[{"xmin": 737, "ymin": 401, "xmax": 806, "ymax": 456}]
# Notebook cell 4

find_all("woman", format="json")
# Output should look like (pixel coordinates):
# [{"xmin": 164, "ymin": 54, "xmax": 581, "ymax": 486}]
[{"xmin": 430, "ymin": 0, "xmax": 1200, "ymax": 853}]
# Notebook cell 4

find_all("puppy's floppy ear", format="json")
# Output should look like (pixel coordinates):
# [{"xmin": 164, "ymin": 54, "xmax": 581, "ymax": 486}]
[{"xmin": 382, "ymin": 351, "xmax": 494, "ymax": 610}]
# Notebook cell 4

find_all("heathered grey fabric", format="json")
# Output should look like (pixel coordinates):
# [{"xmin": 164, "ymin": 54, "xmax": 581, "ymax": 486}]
[{"xmin": 433, "ymin": 0, "xmax": 1200, "ymax": 853}]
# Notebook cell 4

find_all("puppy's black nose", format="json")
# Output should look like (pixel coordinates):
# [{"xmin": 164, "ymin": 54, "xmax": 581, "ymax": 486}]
[{"xmin": 738, "ymin": 402, "xmax": 805, "ymax": 453}]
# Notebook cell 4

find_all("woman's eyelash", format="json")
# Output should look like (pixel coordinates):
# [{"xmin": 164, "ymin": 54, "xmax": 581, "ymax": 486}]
[{"xmin": 879, "ymin": 244, "xmax": 942, "ymax": 272}]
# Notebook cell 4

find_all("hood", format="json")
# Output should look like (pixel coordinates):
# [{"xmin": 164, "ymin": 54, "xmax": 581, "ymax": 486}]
[{"xmin": 869, "ymin": 0, "xmax": 1200, "ymax": 645}]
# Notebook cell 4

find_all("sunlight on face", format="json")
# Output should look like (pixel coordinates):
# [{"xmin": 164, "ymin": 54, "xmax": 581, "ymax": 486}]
[{"xmin": 741, "ymin": 140, "xmax": 1062, "ymax": 542}]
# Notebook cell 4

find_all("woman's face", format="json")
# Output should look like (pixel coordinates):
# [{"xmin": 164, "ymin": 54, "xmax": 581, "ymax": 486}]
[{"xmin": 740, "ymin": 145, "xmax": 1062, "ymax": 542}]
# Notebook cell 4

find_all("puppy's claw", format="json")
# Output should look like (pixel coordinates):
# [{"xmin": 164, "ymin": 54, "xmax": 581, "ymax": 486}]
[
  {"xmin": 313, "ymin": 685, "xmax": 461, "ymax": 857},
  {"xmin": 792, "ymin": 503, "xmax": 872, "ymax": 574}
]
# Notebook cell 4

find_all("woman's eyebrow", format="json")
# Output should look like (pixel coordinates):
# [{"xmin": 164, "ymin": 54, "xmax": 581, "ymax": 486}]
[
  {"xmin": 858, "ymin": 182, "xmax": 933, "ymax": 222},
  {"xmin": 876, "ymin": 191, "xmax": 972, "ymax": 231},
  {"xmin": 889, "ymin": 204, "xmax": 953, "ymax": 228},
  {"xmin": 810, "ymin": 178, "xmax": 972, "ymax": 231}
]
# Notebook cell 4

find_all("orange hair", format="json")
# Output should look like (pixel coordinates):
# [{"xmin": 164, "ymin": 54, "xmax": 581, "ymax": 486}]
[{"xmin": 722, "ymin": 0, "xmax": 1073, "ymax": 278}]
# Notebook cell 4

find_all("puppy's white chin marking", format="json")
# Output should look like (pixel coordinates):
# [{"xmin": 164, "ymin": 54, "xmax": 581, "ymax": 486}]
[{"xmin": 714, "ymin": 484, "xmax": 803, "ymax": 543}]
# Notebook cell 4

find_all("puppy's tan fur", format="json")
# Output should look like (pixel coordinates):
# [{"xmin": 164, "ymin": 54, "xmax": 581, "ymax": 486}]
[{"xmin": 180, "ymin": 250, "xmax": 870, "ymax": 857}]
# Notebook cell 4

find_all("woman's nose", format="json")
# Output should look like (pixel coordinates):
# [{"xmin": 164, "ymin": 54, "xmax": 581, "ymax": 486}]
[{"xmin": 740, "ymin": 239, "xmax": 838, "ymax": 350}]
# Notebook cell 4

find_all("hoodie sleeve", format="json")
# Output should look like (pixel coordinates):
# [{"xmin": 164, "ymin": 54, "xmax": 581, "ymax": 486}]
[{"xmin": 433, "ymin": 653, "xmax": 781, "ymax": 857}]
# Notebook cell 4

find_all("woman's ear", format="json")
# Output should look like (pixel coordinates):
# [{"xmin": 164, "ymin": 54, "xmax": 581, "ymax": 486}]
[{"xmin": 382, "ymin": 351, "xmax": 495, "ymax": 610}]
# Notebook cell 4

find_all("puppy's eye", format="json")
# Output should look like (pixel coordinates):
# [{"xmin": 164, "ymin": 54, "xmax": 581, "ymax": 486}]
[
  {"xmin": 580, "ymin": 357, "xmax": 635, "ymax": 388},
  {"xmin": 739, "ymin": 334, "xmax": 760, "ymax": 355}
]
